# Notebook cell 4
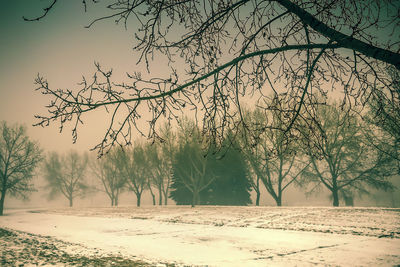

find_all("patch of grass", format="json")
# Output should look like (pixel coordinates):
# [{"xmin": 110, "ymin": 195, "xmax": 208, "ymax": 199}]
[
  {"xmin": 0, "ymin": 228, "xmax": 175, "ymax": 266},
  {"xmin": 0, "ymin": 228, "xmax": 16, "ymax": 237}
]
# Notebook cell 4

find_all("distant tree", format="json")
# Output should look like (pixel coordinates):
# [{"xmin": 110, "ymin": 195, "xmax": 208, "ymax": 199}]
[
  {"xmin": 240, "ymin": 99, "xmax": 308, "ymax": 206},
  {"xmin": 170, "ymin": 119, "xmax": 214, "ymax": 206},
  {"xmin": 90, "ymin": 149, "xmax": 126, "ymax": 206},
  {"xmin": 205, "ymin": 140, "xmax": 252, "ymax": 206},
  {"xmin": 171, "ymin": 120, "xmax": 251, "ymax": 206},
  {"xmin": 171, "ymin": 139, "xmax": 215, "ymax": 207},
  {"xmin": 119, "ymin": 144, "xmax": 148, "ymax": 207},
  {"xmin": 145, "ymin": 143, "xmax": 162, "ymax": 205},
  {"xmin": 169, "ymin": 173, "xmax": 193, "ymax": 206},
  {"xmin": 302, "ymin": 103, "xmax": 396, "ymax": 207},
  {"xmin": 238, "ymin": 111, "xmax": 264, "ymax": 206},
  {"xmin": 158, "ymin": 124, "xmax": 176, "ymax": 205},
  {"xmin": 43, "ymin": 151, "xmax": 89, "ymax": 207},
  {"xmin": 145, "ymin": 124, "xmax": 176, "ymax": 205},
  {"xmin": 0, "ymin": 122, "xmax": 42, "ymax": 215},
  {"xmin": 170, "ymin": 140, "xmax": 252, "ymax": 206}
]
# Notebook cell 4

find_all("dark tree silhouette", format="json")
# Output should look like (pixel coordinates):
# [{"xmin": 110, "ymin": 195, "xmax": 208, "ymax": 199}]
[
  {"xmin": 43, "ymin": 151, "xmax": 89, "ymax": 207},
  {"xmin": 171, "ymin": 138, "xmax": 215, "ymax": 207},
  {"xmin": 0, "ymin": 122, "xmax": 42, "ymax": 215},
  {"xmin": 170, "ymin": 143, "xmax": 252, "ymax": 206},
  {"xmin": 171, "ymin": 122, "xmax": 251, "ymax": 206},
  {"xmin": 28, "ymin": 0, "xmax": 399, "ymax": 155},
  {"xmin": 205, "ymin": 140, "xmax": 252, "ymax": 206},
  {"xmin": 302, "ymin": 103, "xmax": 396, "ymax": 207}
]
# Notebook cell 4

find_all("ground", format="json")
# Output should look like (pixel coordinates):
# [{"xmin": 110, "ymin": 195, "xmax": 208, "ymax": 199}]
[
  {"xmin": 0, "ymin": 228, "xmax": 153, "ymax": 266},
  {"xmin": 0, "ymin": 206, "xmax": 399, "ymax": 266}
]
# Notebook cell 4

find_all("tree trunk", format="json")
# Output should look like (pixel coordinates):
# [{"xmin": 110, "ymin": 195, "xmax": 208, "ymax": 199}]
[
  {"xmin": 255, "ymin": 190, "xmax": 260, "ymax": 206},
  {"xmin": 163, "ymin": 190, "xmax": 169, "ymax": 205},
  {"xmin": 192, "ymin": 191, "xmax": 199, "ymax": 207},
  {"xmin": 158, "ymin": 186, "xmax": 163, "ymax": 205},
  {"xmin": 390, "ymin": 191, "xmax": 395, "ymax": 208},
  {"xmin": 0, "ymin": 189, "xmax": 6, "ymax": 216},
  {"xmin": 343, "ymin": 194, "xmax": 354, "ymax": 207},
  {"xmin": 332, "ymin": 189, "xmax": 339, "ymax": 207},
  {"xmin": 111, "ymin": 197, "xmax": 114, "ymax": 207},
  {"xmin": 136, "ymin": 193, "xmax": 142, "ymax": 207},
  {"xmin": 115, "ymin": 196, "xmax": 119, "ymax": 207},
  {"xmin": 275, "ymin": 196, "xmax": 282, "ymax": 207},
  {"xmin": 69, "ymin": 197, "xmax": 73, "ymax": 207},
  {"xmin": 148, "ymin": 186, "xmax": 156, "ymax": 205}
]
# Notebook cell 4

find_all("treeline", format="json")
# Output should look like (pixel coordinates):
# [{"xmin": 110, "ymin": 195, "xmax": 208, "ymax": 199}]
[
  {"xmin": 41, "ymin": 120, "xmax": 252, "ymax": 208},
  {"xmin": 41, "ymin": 97, "xmax": 399, "ymax": 208},
  {"xmin": 0, "ymin": 92, "xmax": 398, "ymax": 213}
]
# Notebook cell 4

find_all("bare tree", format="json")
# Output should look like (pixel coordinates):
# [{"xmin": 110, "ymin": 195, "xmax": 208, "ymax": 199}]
[
  {"xmin": 43, "ymin": 151, "xmax": 89, "ymax": 207},
  {"xmin": 240, "ymin": 98, "xmax": 308, "ymax": 206},
  {"xmin": 159, "ymin": 124, "xmax": 175, "ymax": 205},
  {"xmin": 119, "ymin": 144, "xmax": 148, "ymax": 207},
  {"xmin": 302, "ymin": 103, "xmax": 396, "ymax": 207},
  {"xmin": 90, "ymin": 149, "xmax": 126, "ymax": 206},
  {"xmin": 145, "ymin": 144, "xmax": 164, "ymax": 205},
  {"xmin": 29, "ymin": 0, "xmax": 399, "ymax": 155},
  {"xmin": 0, "ymin": 122, "xmax": 42, "ymax": 215},
  {"xmin": 145, "ymin": 124, "xmax": 175, "ymax": 205}
]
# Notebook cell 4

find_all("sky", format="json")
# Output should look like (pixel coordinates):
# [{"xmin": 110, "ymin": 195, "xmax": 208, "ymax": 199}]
[{"xmin": 0, "ymin": 0, "xmax": 150, "ymax": 153}]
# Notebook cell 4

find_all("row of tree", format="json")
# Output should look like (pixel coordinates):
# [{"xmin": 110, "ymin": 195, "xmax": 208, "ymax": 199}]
[
  {"xmin": 41, "ymin": 121, "xmax": 252, "ymax": 208},
  {"xmin": 241, "ymin": 99, "xmax": 396, "ymax": 207},
  {"xmin": 41, "ymin": 94, "xmax": 399, "ymax": 208},
  {"xmin": 0, "ymin": 90, "xmax": 398, "ymax": 214}
]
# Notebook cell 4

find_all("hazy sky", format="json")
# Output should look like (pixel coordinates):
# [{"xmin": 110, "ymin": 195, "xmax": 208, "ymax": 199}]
[
  {"xmin": 1, "ymin": 1, "xmax": 398, "ymax": 155},
  {"xmin": 0, "ymin": 1, "xmax": 151, "ymax": 153}
]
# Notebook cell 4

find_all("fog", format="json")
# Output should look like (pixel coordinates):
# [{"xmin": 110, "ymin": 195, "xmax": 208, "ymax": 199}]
[
  {"xmin": 1, "ymin": 2, "xmax": 399, "ymax": 211},
  {"xmin": 6, "ymin": 174, "xmax": 400, "ymax": 209}
]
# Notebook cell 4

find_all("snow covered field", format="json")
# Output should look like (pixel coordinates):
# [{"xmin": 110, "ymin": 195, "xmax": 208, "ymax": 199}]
[{"xmin": 1, "ymin": 206, "xmax": 399, "ymax": 266}]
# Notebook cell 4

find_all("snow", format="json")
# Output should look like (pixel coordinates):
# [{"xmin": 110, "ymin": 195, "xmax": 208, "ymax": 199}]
[{"xmin": 1, "ymin": 206, "xmax": 399, "ymax": 266}]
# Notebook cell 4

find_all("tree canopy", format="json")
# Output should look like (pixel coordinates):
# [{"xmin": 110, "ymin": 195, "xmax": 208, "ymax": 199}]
[{"xmin": 28, "ymin": 0, "xmax": 399, "ymax": 155}]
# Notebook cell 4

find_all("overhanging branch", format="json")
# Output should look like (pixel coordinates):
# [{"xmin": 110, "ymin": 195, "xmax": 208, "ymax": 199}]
[
  {"xmin": 276, "ymin": 0, "xmax": 400, "ymax": 69},
  {"xmin": 66, "ymin": 43, "xmax": 340, "ymax": 109}
]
